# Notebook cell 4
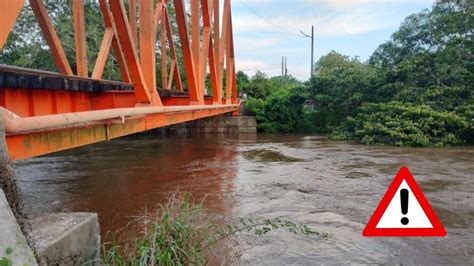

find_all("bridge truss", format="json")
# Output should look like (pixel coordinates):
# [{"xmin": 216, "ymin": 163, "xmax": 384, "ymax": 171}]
[{"xmin": 0, "ymin": 0, "xmax": 239, "ymax": 160}]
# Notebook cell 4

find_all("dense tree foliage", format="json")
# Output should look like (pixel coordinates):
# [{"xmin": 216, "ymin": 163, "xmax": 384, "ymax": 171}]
[
  {"xmin": 333, "ymin": 102, "xmax": 468, "ymax": 147},
  {"xmin": 245, "ymin": 0, "xmax": 473, "ymax": 146},
  {"xmin": 240, "ymin": 71, "xmax": 313, "ymax": 132}
]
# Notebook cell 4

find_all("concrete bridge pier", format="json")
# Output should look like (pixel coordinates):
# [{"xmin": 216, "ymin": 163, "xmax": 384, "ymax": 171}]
[
  {"xmin": 158, "ymin": 115, "xmax": 257, "ymax": 134},
  {"xmin": 0, "ymin": 117, "xmax": 100, "ymax": 265}
]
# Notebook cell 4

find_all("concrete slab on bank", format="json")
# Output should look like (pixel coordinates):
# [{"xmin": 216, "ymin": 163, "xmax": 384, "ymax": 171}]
[
  {"xmin": 0, "ymin": 189, "xmax": 37, "ymax": 266},
  {"xmin": 30, "ymin": 213, "xmax": 100, "ymax": 266}
]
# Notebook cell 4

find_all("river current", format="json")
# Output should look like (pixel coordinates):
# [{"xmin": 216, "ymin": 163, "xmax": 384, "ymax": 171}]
[{"xmin": 14, "ymin": 134, "xmax": 474, "ymax": 264}]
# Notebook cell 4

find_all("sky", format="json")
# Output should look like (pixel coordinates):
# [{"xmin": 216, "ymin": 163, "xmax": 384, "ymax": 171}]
[{"xmin": 231, "ymin": 0, "xmax": 434, "ymax": 80}]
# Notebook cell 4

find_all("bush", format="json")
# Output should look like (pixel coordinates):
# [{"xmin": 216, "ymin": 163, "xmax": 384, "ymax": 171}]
[
  {"xmin": 245, "ymin": 87, "xmax": 314, "ymax": 133},
  {"xmin": 102, "ymin": 194, "xmax": 328, "ymax": 265},
  {"xmin": 333, "ymin": 102, "xmax": 467, "ymax": 147}
]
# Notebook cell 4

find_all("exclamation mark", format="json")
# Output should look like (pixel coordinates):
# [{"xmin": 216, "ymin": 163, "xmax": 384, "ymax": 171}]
[{"xmin": 400, "ymin": 188, "xmax": 409, "ymax": 225}]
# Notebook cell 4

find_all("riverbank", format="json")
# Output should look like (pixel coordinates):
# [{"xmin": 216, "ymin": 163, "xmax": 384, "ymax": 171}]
[{"xmin": 13, "ymin": 134, "xmax": 474, "ymax": 264}]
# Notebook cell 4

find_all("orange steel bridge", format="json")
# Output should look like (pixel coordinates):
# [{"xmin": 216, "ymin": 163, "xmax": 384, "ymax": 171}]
[{"xmin": 0, "ymin": 0, "xmax": 240, "ymax": 161}]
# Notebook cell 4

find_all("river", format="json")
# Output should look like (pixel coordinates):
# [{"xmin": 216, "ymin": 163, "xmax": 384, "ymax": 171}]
[{"xmin": 14, "ymin": 134, "xmax": 474, "ymax": 264}]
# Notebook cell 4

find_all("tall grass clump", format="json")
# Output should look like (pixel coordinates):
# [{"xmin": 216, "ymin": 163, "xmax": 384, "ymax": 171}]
[{"xmin": 102, "ymin": 194, "xmax": 329, "ymax": 265}]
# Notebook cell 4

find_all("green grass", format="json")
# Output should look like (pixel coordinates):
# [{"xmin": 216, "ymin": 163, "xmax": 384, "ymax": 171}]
[{"xmin": 102, "ymin": 194, "xmax": 329, "ymax": 265}]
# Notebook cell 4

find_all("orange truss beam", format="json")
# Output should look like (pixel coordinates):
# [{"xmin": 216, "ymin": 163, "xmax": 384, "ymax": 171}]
[
  {"xmin": 163, "ymin": 8, "xmax": 183, "ymax": 91},
  {"xmin": 29, "ymin": 0, "xmax": 73, "ymax": 76},
  {"xmin": 98, "ymin": 0, "xmax": 131, "ymax": 83},
  {"xmin": 73, "ymin": 0, "xmax": 88, "ymax": 77},
  {"xmin": 0, "ymin": 0, "xmax": 24, "ymax": 49},
  {"xmin": 173, "ymin": 0, "xmax": 201, "ymax": 104}
]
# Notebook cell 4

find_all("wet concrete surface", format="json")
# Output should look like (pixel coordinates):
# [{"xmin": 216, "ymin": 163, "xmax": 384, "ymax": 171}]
[{"xmin": 14, "ymin": 134, "xmax": 474, "ymax": 264}]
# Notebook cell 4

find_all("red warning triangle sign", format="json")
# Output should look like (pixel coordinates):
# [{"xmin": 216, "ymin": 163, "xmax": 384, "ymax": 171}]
[{"xmin": 363, "ymin": 166, "xmax": 446, "ymax": 237}]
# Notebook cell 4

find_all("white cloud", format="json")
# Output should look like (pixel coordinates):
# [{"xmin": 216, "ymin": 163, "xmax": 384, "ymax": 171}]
[
  {"xmin": 232, "ymin": 6, "xmax": 396, "ymax": 37},
  {"xmin": 234, "ymin": 37, "xmax": 279, "ymax": 51},
  {"xmin": 234, "ymin": 59, "xmax": 283, "ymax": 77},
  {"xmin": 235, "ymin": 59, "xmax": 267, "ymax": 71},
  {"xmin": 232, "ymin": 0, "xmax": 434, "ymax": 80},
  {"xmin": 233, "ymin": 15, "xmax": 274, "ymax": 33},
  {"xmin": 316, "ymin": 11, "xmax": 394, "ymax": 36},
  {"xmin": 305, "ymin": 0, "xmax": 432, "ymax": 10}
]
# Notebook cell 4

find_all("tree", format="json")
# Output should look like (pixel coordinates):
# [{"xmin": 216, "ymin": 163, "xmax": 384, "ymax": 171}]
[
  {"xmin": 247, "ymin": 0, "xmax": 473, "ymax": 146},
  {"xmin": 307, "ymin": 51, "xmax": 376, "ymax": 132}
]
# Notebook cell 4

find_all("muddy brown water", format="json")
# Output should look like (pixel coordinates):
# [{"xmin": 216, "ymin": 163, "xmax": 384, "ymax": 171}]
[{"xmin": 14, "ymin": 134, "xmax": 474, "ymax": 264}]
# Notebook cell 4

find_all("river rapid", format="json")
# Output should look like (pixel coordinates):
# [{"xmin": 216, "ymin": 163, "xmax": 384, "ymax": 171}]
[{"xmin": 14, "ymin": 134, "xmax": 474, "ymax": 264}]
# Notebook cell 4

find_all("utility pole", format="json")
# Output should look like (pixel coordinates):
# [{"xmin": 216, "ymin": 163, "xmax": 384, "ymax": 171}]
[
  {"xmin": 284, "ymin": 56, "xmax": 288, "ymax": 77},
  {"xmin": 300, "ymin": 25, "xmax": 315, "ymax": 78},
  {"xmin": 281, "ymin": 56, "xmax": 284, "ymax": 77},
  {"xmin": 311, "ymin": 25, "xmax": 314, "ymax": 78}
]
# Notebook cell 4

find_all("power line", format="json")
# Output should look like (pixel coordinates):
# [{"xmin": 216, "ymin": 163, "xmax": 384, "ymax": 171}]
[
  {"xmin": 237, "ymin": 1, "xmax": 314, "ymax": 80},
  {"xmin": 294, "ymin": 43, "xmax": 311, "ymax": 62},
  {"xmin": 237, "ymin": 65, "xmax": 281, "ymax": 72},
  {"xmin": 300, "ymin": 30, "xmax": 311, "ymax": 38},
  {"xmin": 288, "ymin": 70, "xmax": 309, "ymax": 79},
  {"xmin": 238, "ymin": 0, "xmax": 303, "ymax": 38}
]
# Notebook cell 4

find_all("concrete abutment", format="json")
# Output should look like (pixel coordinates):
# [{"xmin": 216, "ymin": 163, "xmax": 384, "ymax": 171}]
[{"xmin": 156, "ymin": 115, "xmax": 257, "ymax": 134}]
